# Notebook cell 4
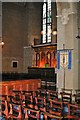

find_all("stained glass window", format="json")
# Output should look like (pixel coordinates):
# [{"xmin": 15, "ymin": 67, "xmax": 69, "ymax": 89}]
[{"xmin": 42, "ymin": 0, "xmax": 52, "ymax": 43}]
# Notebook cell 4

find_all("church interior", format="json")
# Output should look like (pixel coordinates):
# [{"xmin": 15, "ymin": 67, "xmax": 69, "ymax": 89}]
[{"xmin": 0, "ymin": 1, "xmax": 80, "ymax": 119}]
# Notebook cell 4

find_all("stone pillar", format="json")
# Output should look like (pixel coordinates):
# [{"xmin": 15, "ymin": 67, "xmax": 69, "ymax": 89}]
[
  {"xmin": 57, "ymin": 2, "xmax": 78, "ymax": 92},
  {"xmin": 0, "ymin": 1, "xmax": 2, "ymax": 97},
  {"xmin": 0, "ymin": 1, "xmax": 2, "ymax": 74},
  {"xmin": 77, "ymin": 2, "xmax": 80, "ymax": 89}
]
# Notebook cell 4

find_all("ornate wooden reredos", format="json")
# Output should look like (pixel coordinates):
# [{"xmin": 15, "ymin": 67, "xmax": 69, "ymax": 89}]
[
  {"xmin": 32, "ymin": 43, "xmax": 57, "ymax": 68},
  {"xmin": 30, "ymin": 0, "xmax": 57, "ymax": 69}
]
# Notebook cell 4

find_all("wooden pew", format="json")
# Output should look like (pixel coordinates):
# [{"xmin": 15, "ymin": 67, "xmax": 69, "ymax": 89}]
[{"xmin": 24, "ymin": 107, "xmax": 40, "ymax": 120}]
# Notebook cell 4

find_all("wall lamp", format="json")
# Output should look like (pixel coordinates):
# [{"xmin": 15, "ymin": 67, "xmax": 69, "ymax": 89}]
[
  {"xmin": 0, "ymin": 41, "xmax": 4, "ymax": 48},
  {"xmin": 41, "ymin": 30, "xmax": 57, "ymax": 36}
]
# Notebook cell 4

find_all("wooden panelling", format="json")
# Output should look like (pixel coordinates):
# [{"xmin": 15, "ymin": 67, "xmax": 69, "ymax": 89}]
[{"xmin": 0, "ymin": 79, "xmax": 41, "ymax": 95}]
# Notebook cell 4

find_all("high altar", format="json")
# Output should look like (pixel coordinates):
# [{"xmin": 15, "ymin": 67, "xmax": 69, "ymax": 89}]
[{"xmin": 32, "ymin": 43, "xmax": 57, "ymax": 68}]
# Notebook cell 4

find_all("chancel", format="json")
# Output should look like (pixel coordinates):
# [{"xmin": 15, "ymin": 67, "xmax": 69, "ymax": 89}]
[{"xmin": 0, "ymin": 1, "xmax": 80, "ymax": 119}]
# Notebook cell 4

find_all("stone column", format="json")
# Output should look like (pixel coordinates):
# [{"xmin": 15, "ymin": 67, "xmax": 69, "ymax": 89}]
[
  {"xmin": 57, "ymin": 2, "xmax": 78, "ymax": 92},
  {"xmin": 0, "ymin": 1, "xmax": 2, "ymax": 74},
  {"xmin": 0, "ymin": 1, "xmax": 2, "ymax": 95},
  {"xmin": 77, "ymin": 2, "xmax": 80, "ymax": 90}
]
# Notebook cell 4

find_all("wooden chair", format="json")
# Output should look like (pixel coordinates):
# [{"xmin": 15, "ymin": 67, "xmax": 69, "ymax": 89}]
[
  {"xmin": 0, "ymin": 99, "xmax": 8, "ymax": 118},
  {"xmin": 66, "ymin": 103, "xmax": 80, "ymax": 119},
  {"xmin": 60, "ymin": 88, "xmax": 72, "ymax": 103},
  {"xmin": 48, "ymin": 99, "xmax": 63, "ymax": 119},
  {"xmin": 8, "ymin": 102, "xmax": 23, "ymax": 119},
  {"xmin": 8, "ymin": 91, "xmax": 22, "ymax": 106},
  {"xmin": 75, "ymin": 89, "xmax": 80, "ymax": 94},
  {"xmin": 46, "ymin": 81, "xmax": 56, "ymax": 91},
  {"xmin": 22, "ymin": 90, "xmax": 33, "ymax": 99},
  {"xmin": 42, "ymin": 98, "xmax": 63, "ymax": 120},
  {"xmin": 36, "ymin": 89, "xmax": 47, "ymax": 97},
  {"xmin": 0, "ymin": 95, "xmax": 7, "ymax": 101},
  {"xmin": 34, "ymin": 96, "xmax": 47, "ymax": 112},
  {"xmin": 61, "ymin": 88, "xmax": 72, "ymax": 94},
  {"xmin": 23, "ymin": 92, "xmax": 34, "ymax": 109},
  {"xmin": 74, "ymin": 93, "xmax": 80, "ymax": 104},
  {"xmin": 24, "ymin": 107, "xmax": 40, "ymax": 120},
  {"xmin": 12, "ymin": 90, "xmax": 22, "ymax": 101},
  {"xmin": 42, "ymin": 111, "xmax": 63, "ymax": 120},
  {"xmin": 74, "ymin": 90, "xmax": 80, "ymax": 104},
  {"xmin": 60, "ymin": 89, "xmax": 73, "ymax": 118},
  {"xmin": 48, "ymin": 90, "xmax": 58, "ymax": 100}
]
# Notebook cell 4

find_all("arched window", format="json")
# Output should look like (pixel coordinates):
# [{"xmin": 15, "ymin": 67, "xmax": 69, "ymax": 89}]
[{"xmin": 42, "ymin": 0, "xmax": 52, "ymax": 43}]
